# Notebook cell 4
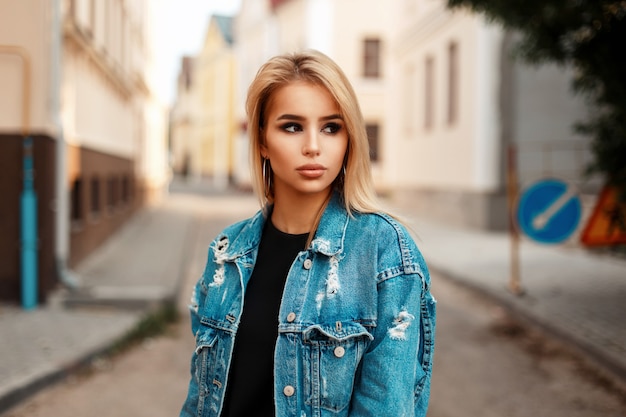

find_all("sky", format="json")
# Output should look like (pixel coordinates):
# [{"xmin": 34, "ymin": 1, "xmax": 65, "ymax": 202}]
[{"xmin": 152, "ymin": 0, "xmax": 242, "ymax": 105}]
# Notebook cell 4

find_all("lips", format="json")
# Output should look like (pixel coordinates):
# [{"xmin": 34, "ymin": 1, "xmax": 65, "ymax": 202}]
[{"xmin": 296, "ymin": 164, "xmax": 327, "ymax": 178}]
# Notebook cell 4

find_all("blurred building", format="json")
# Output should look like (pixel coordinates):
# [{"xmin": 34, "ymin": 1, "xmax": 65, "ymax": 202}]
[
  {"xmin": 170, "ymin": 56, "xmax": 197, "ymax": 178},
  {"xmin": 387, "ymin": 0, "xmax": 596, "ymax": 230},
  {"xmin": 0, "ymin": 0, "xmax": 168, "ymax": 303},
  {"xmin": 231, "ymin": 0, "xmax": 278, "ymax": 187},
  {"xmin": 170, "ymin": 15, "xmax": 236, "ymax": 189},
  {"xmin": 172, "ymin": 0, "xmax": 598, "ymax": 230}
]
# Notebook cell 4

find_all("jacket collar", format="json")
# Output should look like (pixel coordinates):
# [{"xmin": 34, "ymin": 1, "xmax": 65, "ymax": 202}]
[
  {"xmin": 310, "ymin": 191, "xmax": 348, "ymax": 256},
  {"xmin": 223, "ymin": 209, "xmax": 266, "ymax": 259},
  {"xmin": 225, "ymin": 191, "xmax": 349, "ymax": 258}
]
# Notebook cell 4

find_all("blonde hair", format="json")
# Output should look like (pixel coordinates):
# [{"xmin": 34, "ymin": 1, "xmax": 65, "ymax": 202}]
[{"xmin": 246, "ymin": 50, "xmax": 381, "ymax": 216}]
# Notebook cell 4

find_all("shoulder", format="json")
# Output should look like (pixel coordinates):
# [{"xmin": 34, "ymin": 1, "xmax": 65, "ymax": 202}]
[
  {"xmin": 208, "ymin": 209, "xmax": 266, "ymax": 254},
  {"xmin": 220, "ymin": 216, "xmax": 257, "ymax": 237},
  {"xmin": 349, "ymin": 211, "xmax": 429, "ymax": 284},
  {"xmin": 350, "ymin": 211, "xmax": 413, "ymax": 247}
]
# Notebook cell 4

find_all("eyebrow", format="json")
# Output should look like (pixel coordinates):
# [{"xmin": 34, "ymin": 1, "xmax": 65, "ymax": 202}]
[{"xmin": 276, "ymin": 113, "xmax": 343, "ymax": 122}]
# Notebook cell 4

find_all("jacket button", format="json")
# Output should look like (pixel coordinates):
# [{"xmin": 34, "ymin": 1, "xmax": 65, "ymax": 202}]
[
  {"xmin": 303, "ymin": 259, "xmax": 312, "ymax": 269},
  {"xmin": 286, "ymin": 312, "xmax": 296, "ymax": 323},
  {"xmin": 283, "ymin": 385, "xmax": 295, "ymax": 397},
  {"xmin": 334, "ymin": 346, "xmax": 345, "ymax": 358}
]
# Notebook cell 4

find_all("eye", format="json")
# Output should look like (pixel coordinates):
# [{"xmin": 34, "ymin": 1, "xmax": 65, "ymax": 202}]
[
  {"xmin": 322, "ymin": 122, "xmax": 342, "ymax": 134},
  {"xmin": 281, "ymin": 123, "xmax": 302, "ymax": 133}
]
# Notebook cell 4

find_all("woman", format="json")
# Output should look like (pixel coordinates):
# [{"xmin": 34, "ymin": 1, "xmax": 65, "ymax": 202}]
[{"xmin": 180, "ymin": 50, "xmax": 436, "ymax": 417}]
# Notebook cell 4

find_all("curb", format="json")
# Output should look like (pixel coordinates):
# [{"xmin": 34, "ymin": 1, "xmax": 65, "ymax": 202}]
[
  {"xmin": 430, "ymin": 264, "xmax": 626, "ymax": 392},
  {"xmin": 0, "ymin": 209, "xmax": 202, "ymax": 415},
  {"xmin": 0, "ymin": 315, "xmax": 140, "ymax": 415}
]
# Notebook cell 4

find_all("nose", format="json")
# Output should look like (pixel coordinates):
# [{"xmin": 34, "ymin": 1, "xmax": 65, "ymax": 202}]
[{"xmin": 302, "ymin": 130, "xmax": 321, "ymax": 156}]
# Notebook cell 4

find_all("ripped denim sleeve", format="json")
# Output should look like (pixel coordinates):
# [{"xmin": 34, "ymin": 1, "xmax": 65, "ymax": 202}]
[
  {"xmin": 387, "ymin": 309, "xmax": 415, "ymax": 341},
  {"xmin": 188, "ymin": 235, "xmax": 229, "ymax": 321},
  {"xmin": 210, "ymin": 235, "xmax": 229, "ymax": 287},
  {"xmin": 189, "ymin": 285, "xmax": 200, "ymax": 315}
]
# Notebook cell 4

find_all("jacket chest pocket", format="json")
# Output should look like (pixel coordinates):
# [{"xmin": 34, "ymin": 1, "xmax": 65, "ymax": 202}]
[{"xmin": 302, "ymin": 322, "xmax": 373, "ymax": 413}]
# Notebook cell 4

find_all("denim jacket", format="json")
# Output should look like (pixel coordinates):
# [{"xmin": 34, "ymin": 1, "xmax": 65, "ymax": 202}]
[{"xmin": 180, "ymin": 193, "xmax": 436, "ymax": 417}]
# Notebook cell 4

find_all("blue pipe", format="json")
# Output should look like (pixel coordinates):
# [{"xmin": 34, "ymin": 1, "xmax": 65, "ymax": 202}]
[{"xmin": 21, "ymin": 136, "xmax": 38, "ymax": 310}]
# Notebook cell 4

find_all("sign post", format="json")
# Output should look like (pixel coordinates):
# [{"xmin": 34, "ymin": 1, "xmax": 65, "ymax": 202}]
[{"xmin": 506, "ymin": 145, "xmax": 522, "ymax": 295}]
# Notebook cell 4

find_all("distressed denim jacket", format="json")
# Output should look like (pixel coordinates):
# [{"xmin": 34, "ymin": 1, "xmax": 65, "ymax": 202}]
[{"xmin": 180, "ymin": 193, "xmax": 436, "ymax": 417}]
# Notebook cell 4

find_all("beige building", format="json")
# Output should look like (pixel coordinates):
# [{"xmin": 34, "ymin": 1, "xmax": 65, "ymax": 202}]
[
  {"xmin": 0, "ymin": 0, "xmax": 168, "ymax": 303},
  {"xmin": 170, "ymin": 15, "xmax": 236, "ymax": 189},
  {"xmin": 177, "ymin": 0, "xmax": 597, "ymax": 231},
  {"xmin": 231, "ymin": 0, "xmax": 278, "ymax": 187},
  {"xmin": 388, "ymin": 0, "xmax": 595, "ymax": 230}
]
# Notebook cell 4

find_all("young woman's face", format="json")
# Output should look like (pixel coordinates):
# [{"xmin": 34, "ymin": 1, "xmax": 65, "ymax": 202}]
[{"xmin": 261, "ymin": 81, "xmax": 348, "ymax": 201}]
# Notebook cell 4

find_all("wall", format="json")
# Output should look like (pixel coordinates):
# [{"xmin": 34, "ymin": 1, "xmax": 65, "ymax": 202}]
[
  {"xmin": 0, "ymin": 135, "xmax": 57, "ymax": 302},
  {"xmin": 0, "ymin": 0, "xmax": 52, "ymax": 135},
  {"xmin": 0, "ymin": 0, "xmax": 167, "ymax": 303},
  {"xmin": 190, "ymin": 16, "xmax": 236, "ymax": 188},
  {"xmin": 513, "ymin": 62, "xmax": 597, "ymax": 191},
  {"xmin": 388, "ymin": 2, "xmax": 507, "ymax": 229},
  {"xmin": 67, "ymin": 146, "xmax": 137, "ymax": 267}
]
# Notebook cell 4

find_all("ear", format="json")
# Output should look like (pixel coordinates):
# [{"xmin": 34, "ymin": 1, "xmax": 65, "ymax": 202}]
[{"xmin": 260, "ymin": 143, "xmax": 269, "ymax": 159}]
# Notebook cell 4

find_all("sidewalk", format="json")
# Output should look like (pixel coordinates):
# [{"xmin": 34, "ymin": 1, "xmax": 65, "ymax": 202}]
[
  {"xmin": 0, "ymin": 191, "xmax": 205, "ymax": 413},
  {"xmin": 1, "ymin": 187, "xmax": 625, "ymax": 413},
  {"xmin": 404, "ymin": 212, "xmax": 626, "ymax": 385}
]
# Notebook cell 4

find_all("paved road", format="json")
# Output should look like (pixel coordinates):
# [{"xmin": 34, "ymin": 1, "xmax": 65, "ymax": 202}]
[
  {"xmin": 428, "ymin": 273, "xmax": 626, "ymax": 417},
  {"xmin": 2, "ymin": 191, "xmax": 625, "ymax": 417}
]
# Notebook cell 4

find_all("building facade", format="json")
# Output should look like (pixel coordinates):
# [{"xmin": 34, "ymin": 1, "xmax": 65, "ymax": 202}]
[
  {"xmin": 388, "ymin": 0, "xmax": 595, "ymax": 230},
  {"xmin": 232, "ymin": 0, "xmax": 278, "ymax": 187},
  {"xmin": 170, "ymin": 56, "xmax": 197, "ymax": 178},
  {"xmin": 0, "ymin": 0, "xmax": 168, "ymax": 303},
  {"xmin": 172, "ymin": 0, "xmax": 598, "ymax": 231},
  {"xmin": 170, "ymin": 15, "xmax": 236, "ymax": 189}
]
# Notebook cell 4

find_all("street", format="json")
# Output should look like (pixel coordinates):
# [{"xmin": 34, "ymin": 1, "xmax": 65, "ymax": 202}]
[{"xmin": 2, "ymin": 190, "xmax": 625, "ymax": 417}]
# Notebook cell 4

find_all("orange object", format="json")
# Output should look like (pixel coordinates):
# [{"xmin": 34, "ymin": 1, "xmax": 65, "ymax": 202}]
[{"xmin": 580, "ymin": 185, "xmax": 626, "ymax": 246}]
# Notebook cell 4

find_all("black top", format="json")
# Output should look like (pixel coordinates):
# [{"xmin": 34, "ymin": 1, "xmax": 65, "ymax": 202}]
[{"xmin": 221, "ymin": 219, "xmax": 308, "ymax": 417}]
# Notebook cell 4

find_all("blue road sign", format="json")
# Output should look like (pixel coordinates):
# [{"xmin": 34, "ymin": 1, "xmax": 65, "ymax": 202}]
[{"xmin": 516, "ymin": 179, "xmax": 582, "ymax": 244}]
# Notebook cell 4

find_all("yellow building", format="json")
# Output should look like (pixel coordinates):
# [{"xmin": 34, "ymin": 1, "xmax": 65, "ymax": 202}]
[{"xmin": 171, "ymin": 15, "xmax": 237, "ymax": 189}]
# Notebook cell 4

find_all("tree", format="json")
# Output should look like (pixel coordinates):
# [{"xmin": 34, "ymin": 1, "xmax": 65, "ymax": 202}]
[{"xmin": 447, "ymin": 0, "xmax": 626, "ymax": 196}]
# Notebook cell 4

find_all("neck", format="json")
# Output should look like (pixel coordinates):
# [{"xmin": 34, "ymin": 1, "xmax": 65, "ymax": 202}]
[{"xmin": 271, "ymin": 189, "xmax": 332, "ymax": 235}]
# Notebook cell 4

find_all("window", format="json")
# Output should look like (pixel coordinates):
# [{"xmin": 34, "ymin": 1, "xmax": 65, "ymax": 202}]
[
  {"xmin": 104, "ymin": 1, "xmax": 110, "ymax": 55},
  {"xmin": 424, "ymin": 56, "xmax": 435, "ymax": 130},
  {"xmin": 71, "ymin": 0, "xmax": 94, "ymax": 37},
  {"xmin": 90, "ymin": 0, "xmax": 96, "ymax": 32},
  {"xmin": 121, "ymin": 175, "xmax": 130, "ymax": 204},
  {"xmin": 363, "ymin": 39, "xmax": 381, "ymax": 78},
  {"xmin": 366, "ymin": 124, "xmax": 380, "ymax": 162},
  {"xmin": 71, "ymin": 178, "xmax": 83, "ymax": 223},
  {"xmin": 107, "ymin": 176, "xmax": 118, "ymax": 212},
  {"xmin": 403, "ymin": 63, "xmax": 417, "ymax": 137},
  {"xmin": 90, "ymin": 176, "xmax": 100, "ymax": 218},
  {"xmin": 448, "ymin": 42, "xmax": 459, "ymax": 125}
]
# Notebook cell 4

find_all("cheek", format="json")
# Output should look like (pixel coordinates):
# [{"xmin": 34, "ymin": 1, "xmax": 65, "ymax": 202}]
[{"xmin": 268, "ymin": 144, "xmax": 295, "ymax": 170}]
